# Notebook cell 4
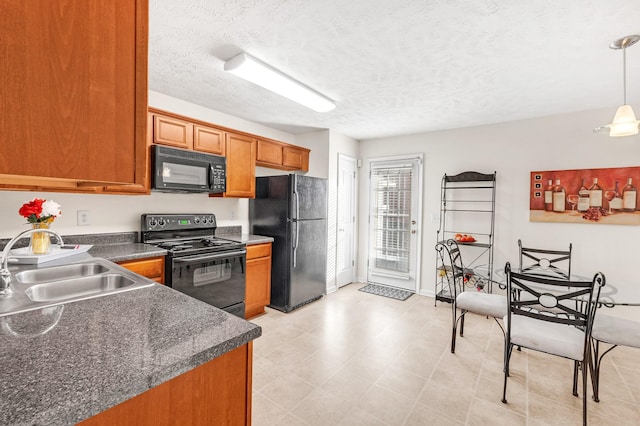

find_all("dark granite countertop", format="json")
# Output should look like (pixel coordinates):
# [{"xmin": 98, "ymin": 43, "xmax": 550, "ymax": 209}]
[
  {"xmin": 88, "ymin": 242, "xmax": 167, "ymax": 262},
  {"xmin": 0, "ymin": 283, "xmax": 261, "ymax": 425},
  {"xmin": 220, "ymin": 233, "xmax": 274, "ymax": 245}
]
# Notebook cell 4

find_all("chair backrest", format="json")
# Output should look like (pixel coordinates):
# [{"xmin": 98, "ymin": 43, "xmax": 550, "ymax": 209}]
[
  {"xmin": 518, "ymin": 239, "xmax": 572, "ymax": 280},
  {"xmin": 504, "ymin": 262, "xmax": 605, "ymax": 343},
  {"xmin": 435, "ymin": 239, "xmax": 466, "ymax": 298}
]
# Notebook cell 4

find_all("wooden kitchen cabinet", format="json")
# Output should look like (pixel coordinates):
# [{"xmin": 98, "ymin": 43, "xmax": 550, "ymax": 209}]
[
  {"xmin": 256, "ymin": 139, "xmax": 309, "ymax": 172},
  {"xmin": 245, "ymin": 243, "xmax": 272, "ymax": 319},
  {"xmin": 117, "ymin": 256, "xmax": 165, "ymax": 284},
  {"xmin": 151, "ymin": 113, "xmax": 193, "ymax": 149},
  {"xmin": 194, "ymin": 124, "xmax": 225, "ymax": 155},
  {"xmin": 0, "ymin": 0, "xmax": 148, "ymax": 192},
  {"xmin": 223, "ymin": 132, "xmax": 256, "ymax": 198},
  {"xmin": 148, "ymin": 108, "xmax": 225, "ymax": 155},
  {"xmin": 283, "ymin": 145, "xmax": 309, "ymax": 171},
  {"xmin": 256, "ymin": 139, "xmax": 283, "ymax": 165},
  {"xmin": 79, "ymin": 343, "xmax": 253, "ymax": 426}
]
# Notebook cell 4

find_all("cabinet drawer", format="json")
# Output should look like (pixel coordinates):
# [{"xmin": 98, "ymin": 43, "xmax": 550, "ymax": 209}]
[
  {"xmin": 117, "ymin": 256, "xmax": 165, "ymax": 282},
  {"xmin": 246, "ymin": 243, "xmax": 272, "ymax": 260}
]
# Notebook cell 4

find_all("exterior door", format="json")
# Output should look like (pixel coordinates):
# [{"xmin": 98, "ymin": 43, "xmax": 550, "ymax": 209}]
[
  {"xmin": 367, "ymin": 155, "xmax": 423, "ymax": 292},
  {"xmin": 336, "ymin": 154, "xmax": 357, "ymax": 287}
]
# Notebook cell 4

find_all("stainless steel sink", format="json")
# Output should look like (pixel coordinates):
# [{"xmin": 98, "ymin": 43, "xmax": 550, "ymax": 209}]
[
  {"xmin": 0, "ymin": 257, "xmax": 155, "ymax": 317},
  {"xmin": 26, "ymin": 274, "xmax": 137, "ymax": 302},
  {"xmin": 15, "ymin": 263, "xmax": 109, "ymax": 284}
]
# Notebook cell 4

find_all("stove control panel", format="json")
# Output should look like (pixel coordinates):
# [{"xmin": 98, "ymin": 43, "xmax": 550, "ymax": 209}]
[{"xmin": 141, "ymin": 214, "xmax": 217, "ymax": 232}]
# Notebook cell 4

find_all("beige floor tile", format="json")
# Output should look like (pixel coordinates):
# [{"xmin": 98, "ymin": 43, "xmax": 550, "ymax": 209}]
[
  {"xmin": 259, "ymin": 374, "xmax": 316, "ymax": 411},
  {"xmin": 319, "ymin": 367, "xmax": 375, "ymax": 404},
  {"xmin": 249, "ymin": 284, "xmax": 640, "ymax": 425},
  {"xmin": 290, "ymin": 387, "xmax": 353, "ymax": 426},
  {"xmin": 252, "ymin": 392, "xmax": 287, "ymax": 426},
  {"xmin": 528, "ymin": 393, "xmax": 587, "ymax": 426},
  {"xmin": 288, "ymin": 354, "xmax": 341, "ymax": 386},
  {"xmin": 404, "ymin": 402, "xmax": 463, "ymax": 425},
  {"xmin": 356, "ymin": 384, "xmax": 414, "ymax": 425},
  {"xmin": 466, "ymin": 397, "xmax": 526, "ymax": 426},
  {"xmin": 415, "ymin": 379, "xmax": 473, "ymax": 423},
  {"xmin": 337, "ymin": 406, "xmax": 388, "ymax": 426},
  {"xmin": 375, "ymin": 365, "xmax": 428, "ymax": 402}
]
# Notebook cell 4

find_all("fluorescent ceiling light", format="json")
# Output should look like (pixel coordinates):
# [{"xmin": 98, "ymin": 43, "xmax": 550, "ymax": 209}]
[{"xmin": 224, "ymin": 53, "xmax": 336, "ymax": 113}]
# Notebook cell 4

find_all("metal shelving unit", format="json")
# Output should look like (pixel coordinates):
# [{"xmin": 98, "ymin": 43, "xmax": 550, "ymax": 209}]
[{"xmin": 435, "ymin": 171, "xmax": 497, "ymax": 304}]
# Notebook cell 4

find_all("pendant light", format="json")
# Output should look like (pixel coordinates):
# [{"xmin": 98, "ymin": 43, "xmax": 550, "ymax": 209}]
[{"xmin": 594, "ymin": 35, "xmax": 640, "ymax": 137}]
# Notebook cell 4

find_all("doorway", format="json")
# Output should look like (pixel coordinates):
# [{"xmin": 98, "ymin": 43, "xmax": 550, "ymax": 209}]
[
  {"xmin": 367, "ymin": 155, "xmax": 423, "ymax": 292},
  {"xmin": 336, "ymin": 154, "xmax": 357, "ymax": 288}
]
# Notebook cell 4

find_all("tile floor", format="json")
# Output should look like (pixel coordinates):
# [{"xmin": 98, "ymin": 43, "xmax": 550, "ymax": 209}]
[{"xmin": 250, "ymin": 283, "xmax": 640, "ymax": 425}]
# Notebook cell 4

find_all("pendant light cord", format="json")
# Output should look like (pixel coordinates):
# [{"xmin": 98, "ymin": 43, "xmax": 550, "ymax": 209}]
[{"xmin": 623, "ymin": 43, "xmax": 627, "ymax": 105}]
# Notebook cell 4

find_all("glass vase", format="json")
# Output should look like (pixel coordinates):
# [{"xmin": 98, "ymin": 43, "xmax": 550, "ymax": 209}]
[{"xmin": 30, "ymin": 222, "xmax": 51, "ymax": 255}]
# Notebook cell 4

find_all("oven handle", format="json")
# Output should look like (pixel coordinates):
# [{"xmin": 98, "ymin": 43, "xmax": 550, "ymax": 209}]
[{"xmin": 173, "ymin": 249, "xmax": 247, "ymax": 263}]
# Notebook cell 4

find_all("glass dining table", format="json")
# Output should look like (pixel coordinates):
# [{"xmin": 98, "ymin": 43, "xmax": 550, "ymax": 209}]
[{"xmin": 471, "ymin": 263, "xmax": 640, "ymax": 306}]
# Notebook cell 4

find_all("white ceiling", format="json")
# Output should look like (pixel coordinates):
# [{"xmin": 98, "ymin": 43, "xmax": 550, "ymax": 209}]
[{"xmin": 149, "ymin": 0, "xmax": 640, "ymax": 140}]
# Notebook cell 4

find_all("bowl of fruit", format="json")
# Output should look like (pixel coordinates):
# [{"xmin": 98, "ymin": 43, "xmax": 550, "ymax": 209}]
[{"xmin": 454, "ymin": 233, "xmax": 476, "ymax": 243}]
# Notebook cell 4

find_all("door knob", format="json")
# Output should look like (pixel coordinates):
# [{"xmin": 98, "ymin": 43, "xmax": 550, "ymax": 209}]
[{"xmin": 411, "ymin": 230, "xmax": 416, "ymax": 234}]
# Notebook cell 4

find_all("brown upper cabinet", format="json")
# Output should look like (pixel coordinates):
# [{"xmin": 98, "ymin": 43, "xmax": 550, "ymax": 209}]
[
  {"xmin": 148, "ymin": 108, "xmax": 310, "ymax": 198},
  {"xmin": 194, "ymin": 125, "xmax": 225, "ymax": 156},
  {"xmin": 152, "ymin": 114, "xmax": 194, "ymax": 150},
  {"xmin": 256, "ymin": 139, "xmax": 309, "ymax": 172},
  {"xmin": 223, "ymin": 132, "xmax": 256, "ymax": 198},
  {"xmin": 0, "ymin": 1, "xmax": 149, "ymax": 193}
]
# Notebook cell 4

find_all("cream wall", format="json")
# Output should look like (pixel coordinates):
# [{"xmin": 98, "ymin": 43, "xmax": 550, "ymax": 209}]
[{"xmin": 358, "ymin": 108, "xmax": 640, "ymax": 311}]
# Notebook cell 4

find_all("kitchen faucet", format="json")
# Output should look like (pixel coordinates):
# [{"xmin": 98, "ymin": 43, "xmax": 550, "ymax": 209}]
[{"xmin": 0, "ymin": 228, "xmax": 64, "ymax": 296}]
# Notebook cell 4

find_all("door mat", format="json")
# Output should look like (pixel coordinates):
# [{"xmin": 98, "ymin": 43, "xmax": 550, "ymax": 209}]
[{"xmin": 358, "ymin": 283, "xmax": 413, "ymax": 301}]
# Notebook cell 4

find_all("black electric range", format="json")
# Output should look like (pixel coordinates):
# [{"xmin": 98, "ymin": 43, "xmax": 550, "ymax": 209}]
[{"xmin": 141, "ymin": 214, "xmax": 246, "ymax": 318}]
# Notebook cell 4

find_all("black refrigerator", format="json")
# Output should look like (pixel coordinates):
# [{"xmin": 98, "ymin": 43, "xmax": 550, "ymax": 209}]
[{"xmin": 249, "ymin": 174, "xmax": 328, "ymax": 312}]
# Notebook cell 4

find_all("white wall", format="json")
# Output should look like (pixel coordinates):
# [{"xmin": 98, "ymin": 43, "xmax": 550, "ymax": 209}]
[
  {"xmin": 0, "ymin": 93, "xmax": 296, "ymax": 239},
  {"xmin": 358, "ymin": 108, "xmax": 640, "ymax": 311}
]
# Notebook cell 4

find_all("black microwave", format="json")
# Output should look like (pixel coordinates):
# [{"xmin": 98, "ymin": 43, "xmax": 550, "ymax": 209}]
[{"xmin": 151, "ymin": 145, "xmax": 226, "ymax": 194}]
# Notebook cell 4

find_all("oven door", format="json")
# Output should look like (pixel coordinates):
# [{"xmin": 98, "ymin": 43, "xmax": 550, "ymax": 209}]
[{"xmin": 170, "ymin": 250, "xmax": 246, "ymax": 317}]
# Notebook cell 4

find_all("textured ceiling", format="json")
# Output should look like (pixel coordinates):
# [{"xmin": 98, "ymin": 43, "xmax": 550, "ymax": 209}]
[{"xmin": 149, "ymin": 0, "xmax": 640, "ymax": 140}]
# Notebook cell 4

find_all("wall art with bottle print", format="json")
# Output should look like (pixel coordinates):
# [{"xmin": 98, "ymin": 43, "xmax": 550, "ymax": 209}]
[{"xmin": 530, "ymin": 167, "xmax": 640, "ymax": 225}]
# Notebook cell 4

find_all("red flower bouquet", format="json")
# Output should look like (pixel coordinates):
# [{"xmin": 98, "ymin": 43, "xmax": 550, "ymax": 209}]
[{"xmin": 19, "ymin": 198, "xmax": 62, "ymax": 224}]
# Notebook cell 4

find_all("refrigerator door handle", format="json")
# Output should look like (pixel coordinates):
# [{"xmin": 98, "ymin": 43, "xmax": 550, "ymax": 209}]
[{"xmin": 292, "ymin": 221, "xmax": 298, "ymax": 267}]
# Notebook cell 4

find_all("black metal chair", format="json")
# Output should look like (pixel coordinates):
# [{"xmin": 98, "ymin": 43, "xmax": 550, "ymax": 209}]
[
  {"xmin": 518, "ymin": 239, "xmax": 572, "ymax": 280},
  {"xmin": 502, "ymin": 262, "xmax": 605, "ymax": 426},
  {"xmin": 435, "ymin": 239, "xmax": 506, "ymax": 354}
]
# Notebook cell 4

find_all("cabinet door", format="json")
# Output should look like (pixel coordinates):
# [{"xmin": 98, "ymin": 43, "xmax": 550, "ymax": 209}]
[
  {"xmin": 246, "ymin": 255, "xmax": 272, "ymax": 319},
  {"xmin": 256, "ymin": 140, "xmax": 283, "ymax": 166},
  {"xmin": 282, "ymin": 146, "xmax": 306, "ymax": 170},
  {"xmin": 194, "ymin": 125, "xmax": 225, "ymax": 155},
  {"xmin": 153, "ymin": 114, "xmax": 193, "ymax": 149},
  {"xmin": 0, "ymin": 1, "xmax": 148, "ymax": 187},
  {"xmin": 117, "ymin": 256, "xmax": 165, "ymax": 284},
  {"xmin": 224, "ymin": 132, "xmax": 256, "ymax": 198}
]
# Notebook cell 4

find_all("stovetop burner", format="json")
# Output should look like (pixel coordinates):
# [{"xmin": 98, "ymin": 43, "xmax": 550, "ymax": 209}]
[{"xmin": 140, "ymin": 214, "xmax": 245, "ymax": 256}]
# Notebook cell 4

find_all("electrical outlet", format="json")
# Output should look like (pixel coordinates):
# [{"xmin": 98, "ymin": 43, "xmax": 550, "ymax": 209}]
[
  {"xmin": 230, "ymin": 211, "xmax": 236, "ymax": 220},
  {"xmin": 77, "ymin": 210, "xmax": 91, "ymax": 226}
]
